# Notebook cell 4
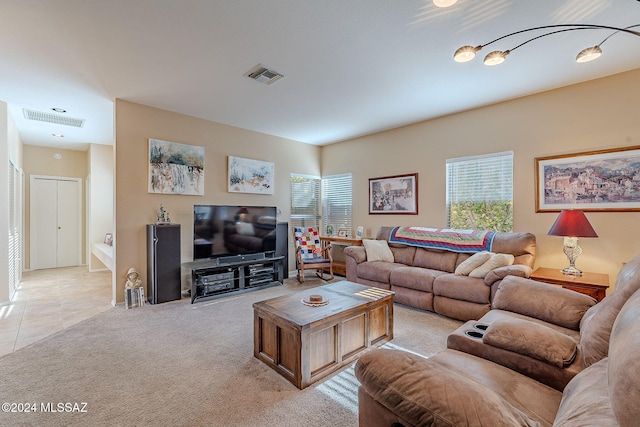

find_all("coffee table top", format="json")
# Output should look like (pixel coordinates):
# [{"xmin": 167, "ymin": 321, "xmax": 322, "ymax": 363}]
[{"xmin": 253, "ymin": 281, "xmax": 394, "ymax": 328}]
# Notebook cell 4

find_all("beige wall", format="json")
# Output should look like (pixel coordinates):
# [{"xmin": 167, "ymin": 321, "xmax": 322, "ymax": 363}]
[
  {"xmin": 322, "ymin": 68, "xmax": 640, "ymax": 288},
  {"xmin": 114, "ymin": 100, "xmax": 321, "ymax": 303},
  {"xmin": 23, "ymin": 145, "xmax": 88, "ymax": 269}
]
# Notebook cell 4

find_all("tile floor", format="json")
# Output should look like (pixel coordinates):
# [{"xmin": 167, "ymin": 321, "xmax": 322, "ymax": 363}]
[{"xmin": 0, "ymin": 266, "xmax": 113, "ymax": 357}]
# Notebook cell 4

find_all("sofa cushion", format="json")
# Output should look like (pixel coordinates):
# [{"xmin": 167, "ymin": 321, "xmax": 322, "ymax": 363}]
[
  {"xmin": 608, "ymin": 289, "xmax": 640, "ymax": 427},
  {"xmin": 363, "ymin": 239, "xmax": 394, "ymax": 262},
  {"xmin": 413, "ymin": 248, "xmax": 458, "ymax": 272},
  {"xmin": 469, "ymin": 253, "xmax": 515, "ymax": 278},
  {"xmin": 553, "ymin": 358, "xmax": 615, "ymax": 427},
  {"xmin": 455, "ymin": 251, "xmax": 492, "ymax": 276},
  {"xmin": 389, "ymin": 267, "xmax": 445, "ymax": 292},
  {"xmin": 355, "ymin": 349, "xmax": 558, "ymax": 427},
  {"xmin": 389, "ymin": 245, "xmax": 416, "ymax": 265},
  {"xmin": 492, "ymin": 276, "xmax": 595, "ymax": 330},
  {"xmin": 356, "ymin": 261, "xmax": 403, "ymax": 283},
  {"xmin": 433, "ymin": 274, "xmax": 490, "ymax": 304},
  {"xmin": 579, "ymin": 255, "xmax": 640, "ymax": 367},
  {"xmin": 482, "ymin": 318, "xmax": 577, "ymax": 368}
]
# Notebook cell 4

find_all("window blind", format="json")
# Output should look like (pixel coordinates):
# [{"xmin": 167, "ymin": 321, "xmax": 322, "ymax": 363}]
[
  {"xmin": 8, "ymin": 160, "xmax": 23, "ymax": 299},
  {"xmin": 322, "ymin": 173, "xmax": 352, "ymax": 237},
  {"xmin": 290, "ymin": 173, "xmax": 321, "ymax": 230},
  {"xmin": 446, "ymin": 151, "xmax": 513, "ymax": 232}
]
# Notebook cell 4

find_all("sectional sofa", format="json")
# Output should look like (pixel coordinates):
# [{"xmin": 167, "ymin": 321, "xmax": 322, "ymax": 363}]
[
  {"xmin": 354, "ymin": 255, "xmax": 640, "ymax": 427},
  {"xmin": 344, "ymin": 226, "xmax": 536, "ymax": 321}
]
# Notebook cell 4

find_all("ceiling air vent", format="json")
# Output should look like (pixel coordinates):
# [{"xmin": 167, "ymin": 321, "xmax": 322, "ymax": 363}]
[
  {"xmin": 244, "ymin": 64, "xmax": 285, "ymax": 85},
  {"xmin": 23, "ymin": 109, "xmax": 85, "ymax": 128}
]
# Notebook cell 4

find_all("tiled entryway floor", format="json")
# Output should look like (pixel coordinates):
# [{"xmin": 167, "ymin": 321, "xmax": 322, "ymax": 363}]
[{"xmin": 0, "ymin": 266, "xmax": 113, "ymax": 357}]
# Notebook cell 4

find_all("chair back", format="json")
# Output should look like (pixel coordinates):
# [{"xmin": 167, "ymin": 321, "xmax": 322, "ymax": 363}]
[{"xmin": 293, "ymin": 227, "xmax": 324, "ymax": 261}]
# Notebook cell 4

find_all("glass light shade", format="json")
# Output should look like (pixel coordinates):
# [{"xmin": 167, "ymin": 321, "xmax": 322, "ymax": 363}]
[
  {"xmin": 484, "ymin": 50, "xmax": 508, "ymax": 66},
  {"xmin": 576, "ymin": 45, "xmax": 602, "ymax": 63},
  {"xmin": 433, "ymin": 0, "xmax": 458, "ymax": 7},
  {"xmin": 453, "ymin": 45, "xmax": 479, "ymax": 62}
]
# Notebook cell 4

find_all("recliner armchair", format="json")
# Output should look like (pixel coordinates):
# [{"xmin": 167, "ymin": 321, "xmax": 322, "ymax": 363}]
[
  {"xmin": 447, "ymin": 255, "xmax": 640, "ymax": 390},
  {"xmin": 354, "ymin": 255, "xmax": 640, "ymax": 427}
]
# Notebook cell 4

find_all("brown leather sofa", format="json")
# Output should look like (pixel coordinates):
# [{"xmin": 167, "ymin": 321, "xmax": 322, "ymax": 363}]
[
  {"xmin": 447, "ymin": 255, "xmax": 640, "ymax": 391},
  {"xmin": 344, "ymin": 226, "xmax": 536, "ymax": 321},
  {"xmin": 354, "ymin": 256, "xmax": 640, "ymax": 427}
]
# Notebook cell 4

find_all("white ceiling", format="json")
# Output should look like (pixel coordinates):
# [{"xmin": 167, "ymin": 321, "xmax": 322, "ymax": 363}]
[{"xmin": 1, "ymin": 0, "xmax": 639, "ymax": 150}]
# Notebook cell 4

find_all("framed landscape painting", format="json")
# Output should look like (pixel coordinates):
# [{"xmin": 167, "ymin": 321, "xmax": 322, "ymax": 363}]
[
  {"xmin": 535, "ymin": 146, "xmax": 640, "ymax": 212},
  {"xmin": 148, "ymin": 139, "xmax": 204, "ymax": 195},
  {"xmin": 369, "ymin": 173, "xmax": 418, "ymax": 214},
  {"xmin": 228, "ymin": 156, "xmax": 274, "ymax": 194}
]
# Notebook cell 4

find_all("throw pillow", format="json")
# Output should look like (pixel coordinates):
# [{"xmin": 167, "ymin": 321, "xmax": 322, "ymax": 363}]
[
  {"xmin": 362, "ymin": 239, "xmax": 394, "ymax": 263},
  {"xmin": 469, "ymin": 253, "xmax": 515, "ymax": 278},
  {"xmin": 454, "ymin": 251, "xmax": 493, "ymax": 276}
]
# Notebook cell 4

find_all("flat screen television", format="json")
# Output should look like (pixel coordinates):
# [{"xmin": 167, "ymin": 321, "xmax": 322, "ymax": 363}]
[{"xmin": 193, "ymin": 205, "xmax": 277, "ymax": 261}]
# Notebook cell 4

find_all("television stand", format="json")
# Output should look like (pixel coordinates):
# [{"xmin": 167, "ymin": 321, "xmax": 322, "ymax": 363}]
[{"xmin": 182, "ymin": 255, "xmax": 285, "ymax": 304}]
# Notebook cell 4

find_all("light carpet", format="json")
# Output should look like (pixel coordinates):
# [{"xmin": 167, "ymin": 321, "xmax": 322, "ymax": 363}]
[{"xmin": 0, "ymin": 278, "xmax": 462, "ymax": 427}]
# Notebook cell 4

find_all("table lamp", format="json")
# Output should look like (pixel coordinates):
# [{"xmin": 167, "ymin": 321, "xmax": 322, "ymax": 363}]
[{"xmin": 547, "ymin": 210, "xmax": 598, "ymax": 276}]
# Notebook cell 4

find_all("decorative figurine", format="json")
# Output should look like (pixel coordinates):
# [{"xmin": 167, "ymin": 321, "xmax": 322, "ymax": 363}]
[
  {"xmin": 156, "ymin": 204, "xmax": 171, "ymax": 223},
  {"xmin": 124, "ymin": 267, "xmax": 145, "ymax": 309}
]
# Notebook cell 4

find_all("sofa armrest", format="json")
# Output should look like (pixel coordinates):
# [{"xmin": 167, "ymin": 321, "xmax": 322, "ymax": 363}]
[
  {"xmin": 344, "ymin": 246, "xmax": 367, "ymax": 264},
  {"xmin": 355, "ymin": 349, "xmax": 543, "ymax": 427},
  {"xmin": 484, "ymin": 264, "xmax": 533, "ymax": 286},
  {"xmin": 493, "ymin": 276, "xmax": 596, "ymax": 330},
  {"xmin": 482, "ymin": 318, "xmax": 578, "ymax": 368}
]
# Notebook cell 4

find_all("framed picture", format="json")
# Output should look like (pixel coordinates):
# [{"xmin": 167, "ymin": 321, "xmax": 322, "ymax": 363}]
[
  {"xmin": 148, "ymin": 139, "xmax": 204, "ymax": 195},
  {"xmin": 535, "ymin": 145, "xmax": 640, "ymax": 212},
  {"xmin": 104, "ymin": 233, "xmax": 113, "ymax": 246},
  {"xmin": 337, "ymin": 229, "xmax": 348, "ymax": 237},
  {"xmin": 369, "ymin": 173, "xmax": 418, "ymax": 214},
  {"xmin": 355, "ymin": 226, "xmax": 364, "ymax": 239},
  {"xmin": 228, "ymin": 156, "xmax": 274, "ymax": 194}
]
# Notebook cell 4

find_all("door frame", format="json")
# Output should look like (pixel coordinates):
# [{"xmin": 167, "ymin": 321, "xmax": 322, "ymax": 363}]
[{"xmin": 30, "ymin": 175, "xmax": 83, "ymax": 269}]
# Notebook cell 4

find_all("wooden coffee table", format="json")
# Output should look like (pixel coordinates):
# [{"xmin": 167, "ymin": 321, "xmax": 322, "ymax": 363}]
[{"xmin": 253, "ymin": 280, "xmax": 394, "ymax": 389}]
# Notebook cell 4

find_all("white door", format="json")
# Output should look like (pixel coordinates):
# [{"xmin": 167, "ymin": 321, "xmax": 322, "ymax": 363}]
[{"xmin": 30, "ymin": 176, "xmax": 81, "ymax": 270}]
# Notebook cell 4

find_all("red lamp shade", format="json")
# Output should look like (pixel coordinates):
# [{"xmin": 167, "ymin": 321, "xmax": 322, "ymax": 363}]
[{"xmin": 547, "ymin": 210, "xmax": 598, "ymax": 238}]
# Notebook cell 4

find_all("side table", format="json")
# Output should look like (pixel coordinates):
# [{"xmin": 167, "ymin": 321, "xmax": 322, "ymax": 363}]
[
  {"xmin": 530, "ymin": 267, "xmax": 609, "ymax": 302},
  {"xmin": 319, "ymin": 236, "xmax": 363, "ymax": 276}
]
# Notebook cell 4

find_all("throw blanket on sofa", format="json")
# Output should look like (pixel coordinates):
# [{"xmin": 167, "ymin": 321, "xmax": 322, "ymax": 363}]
[{"xmin": 389, "ymin": 226, "xmax": 496, "ymax": 253}]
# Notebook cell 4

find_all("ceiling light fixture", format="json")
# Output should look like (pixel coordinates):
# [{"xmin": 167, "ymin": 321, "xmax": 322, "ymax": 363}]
[
  {"xmin": 51, "ymin": 107, "xmax": 67, "ymax": 113},
  {"xmin": 52, "ymin": 133, "xmax": 64, "ymax": 138},
  {"xmin": 433, "ymin": 0, "xmax": 458, "ymax": 7},
  {"xmin": 454, "ymin": 24, "xmax": 640, "ymax": 66}
]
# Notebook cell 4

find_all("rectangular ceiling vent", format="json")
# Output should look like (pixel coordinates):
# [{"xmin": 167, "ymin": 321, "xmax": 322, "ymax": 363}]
[
  {"xmin": 244, "ymin": 64, "xmax": 285, "ymax": 85},
  {"xmin": 23, "ymin": 109, "xmax": 85, "ymax": 128}
]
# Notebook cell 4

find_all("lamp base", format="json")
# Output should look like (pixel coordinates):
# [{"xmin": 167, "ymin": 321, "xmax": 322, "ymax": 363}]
[{"xmin": 561, "ymin": 266, "xmax": 583, "ymax": 276}]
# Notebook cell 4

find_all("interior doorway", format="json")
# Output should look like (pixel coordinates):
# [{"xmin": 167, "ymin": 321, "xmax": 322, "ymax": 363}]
[{"xmin": 30, "ymin": 175, "xmax": 82, "ymax": 270}]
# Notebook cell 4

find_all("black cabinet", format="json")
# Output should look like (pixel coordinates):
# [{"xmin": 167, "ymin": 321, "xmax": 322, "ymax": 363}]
[{"xmin": 147, "ymin": 224, "xmax": 181, "ymax": 304}]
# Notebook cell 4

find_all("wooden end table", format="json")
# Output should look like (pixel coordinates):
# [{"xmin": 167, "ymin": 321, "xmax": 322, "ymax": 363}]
[
  {"xmin": 253, "ymin": 280, "xmax": 393, "ymax": 389},
  {"xmin": 319, "ymin": 236, "xmax": 363, "ymax": 276},
  {"xmin": 530, "ymin": 267, "xmax": 609, "ymax": 302}
]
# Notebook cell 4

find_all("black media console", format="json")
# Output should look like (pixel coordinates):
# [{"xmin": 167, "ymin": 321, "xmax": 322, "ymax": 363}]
[{"xmin": 182, "ymin": 253, "xmax": 285, "ymax": 304}]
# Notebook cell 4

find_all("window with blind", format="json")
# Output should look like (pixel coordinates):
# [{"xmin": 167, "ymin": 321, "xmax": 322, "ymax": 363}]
[
  {"xmin": 446, "ymin": 151, "xmax": 513, "ymax": 232},
  {"xmin": 322, "ymin": 174, "xmax": 352, "ymax": 237},
  {"xmin": 290, "ymin": 174, "xmax": 321, "ymax": 230},
  {"xmin": 8, "ymin": 160, "xmax": 23, "ymax": 300}
]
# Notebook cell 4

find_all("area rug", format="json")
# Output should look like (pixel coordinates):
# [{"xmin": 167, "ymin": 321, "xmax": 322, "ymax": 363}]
[{"xmin": 0, "ymin": 278, "xmax": 462, "ymax": 426}]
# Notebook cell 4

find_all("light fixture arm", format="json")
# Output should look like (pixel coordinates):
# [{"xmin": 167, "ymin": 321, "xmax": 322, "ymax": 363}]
[
  {"xmin": 596, "ymin": 24, "xmax": 640, "ymax": 48},
  {"xmin": 455, "ymin": 23, "xmax": 640, "ymax": 64},
  {"xmin": 478, "ymin": 24, "xmax": 640, "ymax": 51}
]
